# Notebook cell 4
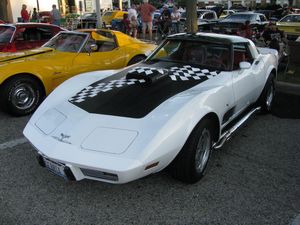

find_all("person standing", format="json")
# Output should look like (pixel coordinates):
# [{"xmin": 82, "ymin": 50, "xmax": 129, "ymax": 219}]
[
  {"xmin": 31, "ymin": 8, "xmax": 39, "ymax": 22},
  {"xmin": 138, "ymin": 0, "xmax": 156, "ymax": 40},
  {"xmin": 50, "ymin": 4, "xmax": 61, "ymax": 26},
  {"xmin": 171, "ymin": 6, "xmax": 181, "ymax": 33},
  {"xmin": 21, "ymin": 4, "xmax": 30, "ymax": 22},
  {"xmin": 128, "ymin": 4, "xmax": 138, "ymax": 21}
]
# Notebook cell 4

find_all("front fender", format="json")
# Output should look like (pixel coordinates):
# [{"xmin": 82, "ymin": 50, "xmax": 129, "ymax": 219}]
[
  {"xmin": 30, "ymin": 70, "xmax": 118, "ymax": 123},
  {"xmin": 139, "ymin": 89, "xmax": 223, "ymax": 170}
]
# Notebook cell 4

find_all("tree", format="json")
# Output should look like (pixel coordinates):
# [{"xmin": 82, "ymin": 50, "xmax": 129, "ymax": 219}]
[{"xmin": 186, "ymin": 0, "xmax": 197, "ymax": 33}]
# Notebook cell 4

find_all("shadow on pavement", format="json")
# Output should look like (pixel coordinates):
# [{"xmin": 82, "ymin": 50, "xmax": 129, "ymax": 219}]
[{"xmin": 271, "ymin": 91, "xmax": 300, "ymax": 119}]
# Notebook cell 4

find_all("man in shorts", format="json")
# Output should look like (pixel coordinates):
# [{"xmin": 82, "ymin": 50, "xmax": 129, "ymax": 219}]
[{"xmin": 138, "ymin": 0, "xmax": 156, "ymax": 40}]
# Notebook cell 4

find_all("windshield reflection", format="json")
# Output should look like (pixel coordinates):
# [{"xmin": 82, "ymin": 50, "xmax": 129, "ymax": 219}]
[
  {"xmin": 44, "ymin": 32, "xmax": 87, "ymax": 52},
  {"xmin": 146, "ymin": 40, "xmax": 231, "ymax": 71}
]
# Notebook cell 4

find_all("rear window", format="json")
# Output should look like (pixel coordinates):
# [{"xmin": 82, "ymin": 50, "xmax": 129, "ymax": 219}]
[
  {"xmin": 0, "ymin": 26, "xmax": 15, "ymax": 43},
  {"xmin": 223, "ymin": 14, "xmax": 255, "ymax": 22}
]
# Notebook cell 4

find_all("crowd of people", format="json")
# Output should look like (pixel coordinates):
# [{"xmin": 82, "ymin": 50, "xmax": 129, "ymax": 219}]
[
  {"xmin": 119, "ymin": 0, "xmax": 183, "ymax": 40},
  {"xmin": 20, "ymin": 4, "xmax": 61, "ymax": 26}
]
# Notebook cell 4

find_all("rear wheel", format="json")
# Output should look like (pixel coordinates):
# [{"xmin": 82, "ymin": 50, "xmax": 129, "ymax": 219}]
[
  {"xmin": 0, "ymin": 76, "xmax": 44, "ymax": 116},
  {"xmin": 169, "ymin": 118, "xmax": 214, "ymax": 183},
  {"xmin": 258, "ymin": 75, "xmax": 275, "ymax": 114},
  {"xmin": 127, "ymin": 55, "xmax": 146, "ymax": 66}
]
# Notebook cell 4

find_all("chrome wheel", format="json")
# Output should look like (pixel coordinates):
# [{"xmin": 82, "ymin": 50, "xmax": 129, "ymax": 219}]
[
  {"xmin": 195, "ymin": 128, "xmax": 211, "ymax": 174},
  {"xmin": 266, "ymin": 82, "xmax": 274, "ymax": 111},
  {"xmin": 10, "ymin": 82, "xmax": 36, "ymax": 110}
]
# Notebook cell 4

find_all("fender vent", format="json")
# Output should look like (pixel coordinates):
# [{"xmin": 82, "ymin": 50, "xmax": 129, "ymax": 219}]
[{"xmin": 81, "ymin": 168, "xmax": 118, "ymax": 181}]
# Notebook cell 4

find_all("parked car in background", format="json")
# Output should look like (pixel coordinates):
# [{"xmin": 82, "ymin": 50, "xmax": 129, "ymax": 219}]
[
  {"xmin": 0, "ymin": 20, "xmax": 5, "ymax": 24},
  {"xmin": 102, "ymin": 10, "xmax": 128, "ymax": 27},
  {"xmin": 0, "ymin": 23, "xmax": 64, "ymax": 52},
  {"xmin": 180, "ymin": 9, "xmax": 218, "ymax": 28},
  {"xmin": 219, "ymin": 10, "xmax": 236, "ymax": 19},
  {"xmin": 211, "ymin": 12, "xmax": 268, "ymax": 34},
  {"xmin": 0, "ymin": 29, "xmax": 156, "ymax": 116},
  {"xmin": 38, "ymin": 11, "xmax": 51, "ymax": 23},
  {"xmin": 23, "ymin": 32, "xmax": 278, "ymax": 184},
  {"xmin": 77, "ymin": 12, "xmax": 97, "ymax": 29},
  {"xmin": 276, "ymin": 14, "xmax": 300, "ymax": 40}
]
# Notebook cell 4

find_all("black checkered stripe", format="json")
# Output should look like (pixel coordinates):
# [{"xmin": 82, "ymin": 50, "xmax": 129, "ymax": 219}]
[
  {"xmin": 169, "ymin": 65, "xmax": 220, "ymax": 81},
  {"xmin": 128, "ymin": 66, "xmax": 166, "ymax": 76},
  {"xmin": 69, "ymin": 78, "xmax": 146, "ymax": 103},
  {"xmin": 69, "ymin": 65, "xmax": 220, "ymax": 104}
]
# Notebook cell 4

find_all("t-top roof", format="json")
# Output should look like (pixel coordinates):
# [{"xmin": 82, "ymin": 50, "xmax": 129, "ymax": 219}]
[{"xmin": 167, "ymin": 32, "xmax": 249, "ymax": 44}]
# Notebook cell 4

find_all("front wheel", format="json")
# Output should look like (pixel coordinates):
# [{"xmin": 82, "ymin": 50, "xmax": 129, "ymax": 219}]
[
  {"xmin": 169, "ymin": 118, "xmax": 214, "ymax": 183},
  {"xmin": 0, "ymin": 76, "xmax": 44, "ymax": 116}
]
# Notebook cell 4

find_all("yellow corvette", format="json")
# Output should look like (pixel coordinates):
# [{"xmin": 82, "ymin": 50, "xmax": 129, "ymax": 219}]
[
  {"xmin": 0, "ymin": 29, "xmax": 157, "ymax": 116},
  {"xmin": 276, "ymin": 14, "xmax": 300, "ymax": 40}
]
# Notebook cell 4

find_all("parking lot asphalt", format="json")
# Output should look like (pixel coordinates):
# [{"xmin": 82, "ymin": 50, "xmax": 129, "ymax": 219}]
[
  {"xmin": 0, "ymin": 86, "xmax": 299, "ymax": 225},
  {"xmin": 273, "ymin": 83, "xmax": 300, "ymax": 119}
]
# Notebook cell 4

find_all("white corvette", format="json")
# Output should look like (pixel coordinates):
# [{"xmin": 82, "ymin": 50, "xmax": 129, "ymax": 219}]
[{"xmin": 23, "ymin": 33, "xmax": 278, "ymax": 184}]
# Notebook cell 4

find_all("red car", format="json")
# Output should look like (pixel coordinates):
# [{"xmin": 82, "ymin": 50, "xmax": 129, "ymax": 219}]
[
  {"xmin": 0, "ymin": 20, "xmax": 5, "ymax": 24},
  {"xmin": 0, "ymin": 23, "xmax": 65, "ymax": 52}
]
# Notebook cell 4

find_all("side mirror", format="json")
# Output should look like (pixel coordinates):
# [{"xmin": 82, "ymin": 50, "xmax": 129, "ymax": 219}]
[
  {"xmin": 90, "ymin": 44, "xmax": 98, "ymax": 52},
  {"xmin": 239, "ymin": 61, "xmax": 251, "ymax": 69}
]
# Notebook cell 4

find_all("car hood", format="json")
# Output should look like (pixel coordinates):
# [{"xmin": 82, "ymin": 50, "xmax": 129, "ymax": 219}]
[
  {"xmin": 0, "ymin": 47, "xmax": 54, "ymax": 63},
  {"xmin": 67, "ymin": 61, "xmax": 222, "ymax": 118}
]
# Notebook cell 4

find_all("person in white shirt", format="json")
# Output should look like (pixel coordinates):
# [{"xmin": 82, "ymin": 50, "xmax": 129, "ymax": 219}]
[
  {"xmin": 171, "ymin": 6, "xmax": 181, "ymax": 33},
  {"xmin": 128, "ymin": 4, "xmax": 138, "ymax": 21}
]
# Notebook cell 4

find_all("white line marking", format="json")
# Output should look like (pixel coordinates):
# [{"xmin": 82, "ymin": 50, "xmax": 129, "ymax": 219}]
[
  {"xmin": 291, "ymin": 214, "xmax": 300, "ymax": 225},
  {"xmin": 0, "ymin": 137, "xmax": 28, "ymax": 150}
]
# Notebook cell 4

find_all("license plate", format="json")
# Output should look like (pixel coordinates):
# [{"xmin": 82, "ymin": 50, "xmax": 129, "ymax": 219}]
[{"xmin": 43, "ymin": 157, "xmax": 66, "ymax": 178}]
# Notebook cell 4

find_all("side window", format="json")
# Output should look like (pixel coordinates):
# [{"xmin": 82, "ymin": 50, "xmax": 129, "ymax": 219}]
[
  {"xmin": 38, "ymin": 27, "xmax": 53, "ymax": 40},
  {"xmin": 203, "ymin": 13, "xmax": 213, "ymax": 20},
  {"xmin": 281, "ymin": 15, "xmax": 291, "ymax": 22},
  {"xmin": 22, "ymin": 28, "xmax": 41, "ymax": 41},
  {"xmin": 259, "ymin": 15, "xmax": 266, "ymax": 22},
  {"xmin": 233, "ymin": 43, "xmax": 254, "ymax": 70}
]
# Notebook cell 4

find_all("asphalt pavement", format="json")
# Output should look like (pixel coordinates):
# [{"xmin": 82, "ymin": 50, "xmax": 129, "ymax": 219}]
[{"xmin": 0, "ymin": 84, "xmax": 299, "ymax": 225}]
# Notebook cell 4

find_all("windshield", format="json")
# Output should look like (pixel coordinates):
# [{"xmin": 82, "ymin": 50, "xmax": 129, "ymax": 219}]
[
  {"xmin": 82, "ymin": 13, "xmax": 96, "ymax": 19},
  {"xmin": 181, "ymin": 11, "xmax": 206, "ymax": 19},
  {"xmin": 44, "ymin": 32, "xmax": 87, "ymax": 52},
  {"xmin": 223, "ymin": 14, "xmax": 255, "ymax": 22},
  {"xmin": 280, "ymin": 15, "xmax": 300, "ymax": 22},
  {"xmin": 0, "ymin": 26, "xmax": 15, "ymax": 43},
  {"xmin": 146, "ymin": 39, "xmax": 231, "ymax": 71}
]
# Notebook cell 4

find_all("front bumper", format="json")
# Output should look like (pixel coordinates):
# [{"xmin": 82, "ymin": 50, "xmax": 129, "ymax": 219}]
[{"xmin": 24, "ymin": 122, "xmax": 149, "ymax": 184}]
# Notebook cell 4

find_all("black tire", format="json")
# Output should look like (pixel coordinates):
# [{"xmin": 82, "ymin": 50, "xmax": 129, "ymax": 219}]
[
  {"xmin": 0, "ymin": 76, "xmax": 44, "ymax": 116},
  {"xmin": 127, "ymin": 55, "xmax": 146, "ymax": 66},
  {"xmin": 169, "ymin": 118, "xmax": 214, "ymax": 184},
  {"xmin": 258, "ymin": 75, "xmax": 275, "ymax": 114}
]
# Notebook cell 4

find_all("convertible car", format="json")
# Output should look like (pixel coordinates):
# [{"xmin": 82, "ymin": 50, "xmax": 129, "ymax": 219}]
[
  {"xmin": 24, "ymin": 33, "xmax": 278, "ymax": 184},
  {"xmin": 0, "ymin": 29, "xmax": 156, "ymax": 116},
  {"xmin": 0, "ymin": 23, "xmax": 64, "ymax": 52}
]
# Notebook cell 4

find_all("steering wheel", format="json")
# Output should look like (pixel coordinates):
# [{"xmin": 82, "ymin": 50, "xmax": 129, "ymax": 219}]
[{"xmin": 205, "ymin": 58, "xmax": 227, "ymax": 70}]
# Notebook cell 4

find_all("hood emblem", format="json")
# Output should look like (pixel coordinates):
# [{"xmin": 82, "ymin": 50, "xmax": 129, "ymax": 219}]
[{"xmin": 52, "ymin": 133, "xmax": 71, "ymax": 144}]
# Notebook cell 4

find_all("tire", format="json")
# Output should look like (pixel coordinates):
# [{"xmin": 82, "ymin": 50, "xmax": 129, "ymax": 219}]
[
  {"xmin": 169, "ymin": 118, "xmax": 214, "ymax": 184},
  {"xmin": 127, "ymin": 55, "xmax": 146, "ymax": 66},
  {"xmin": 0, "ymin": 76, "xmax": 44, "ymax": 116},
  {"xmin": 258, "ymin": 75, "xmax": 275, "ymax": 114}
]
